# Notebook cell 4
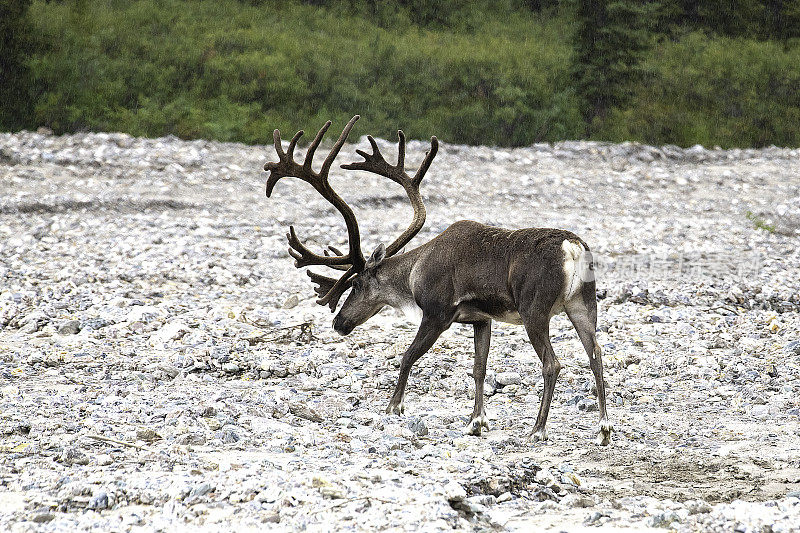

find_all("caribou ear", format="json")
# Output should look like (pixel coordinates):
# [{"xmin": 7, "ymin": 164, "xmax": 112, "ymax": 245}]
[{"xmin": 365, "ymin": 243, "xmax": 386, "ymax": 269}]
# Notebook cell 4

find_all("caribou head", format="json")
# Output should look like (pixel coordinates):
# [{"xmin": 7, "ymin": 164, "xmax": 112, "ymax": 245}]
[{"xmin": 264, "ymin": 115, "xmax": 438, "ymax": 334}]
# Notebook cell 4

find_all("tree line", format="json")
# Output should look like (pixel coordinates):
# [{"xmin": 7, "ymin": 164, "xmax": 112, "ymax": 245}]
[{"xmin": 2, "ymin": 0, "xmax": 800, "ymax": 147}]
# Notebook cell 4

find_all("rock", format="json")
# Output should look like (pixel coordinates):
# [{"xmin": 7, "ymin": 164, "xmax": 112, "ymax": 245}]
[
  {"xmin": 87, "ymin": 492, "xmax": 109, "ymax": 510},
  {"xmin": 443, "ymin": 481, "xmax": 467, "ymax": 502},
  {"xmin": 584, "ymin": 511, "xmax": 609, "ymax": 525},
  {"xmin": 407, "ymin": 416, "xmax": 428, "ymax": 437},
  {"xmin": 59, "ymin": 447, "xmax": 89, "ymax": 466},
  {"xmin": 289, "ymin": 402, "xmax": 324, "ymax": 423},
  {"xmin": 649, "ymin": 511, "xmax": 681, "ymax": 528},
  {"xmin": 218, "ymin": 427, "xmax": 240, "ymax": 443},
  {"xmin": 175, "ymin": 433, "xmax": 207, "ymax": 445},
  {"xmin": 497, "ymin": 492, "xmax": 512, "ymax": 503},
  {"xmin": 58, "ymin": 320, "xmax": 81, "ymax": 335},
  {"xmin": 495, "ymin": 372, "xmax": 521, "ymax": 386},
  {"xmin": 319, "ymin": 486, "xmax": 345, "ymax": 499},
  {"xmin": 686, "ymin": 500, "xmax": 713, "ymax": 514},
  {"xmin": 3, "ymin": 127, "xmax": 800, "ymax": 532},
  {"xmin": 561, "ymin": 494, "xmax": 594, "ymax": 508},
  {"xmin": 149, "ymin": 320, "xmax": 190, "ymax": 345},
  {"xmin": 31, "ymin": 512, "xmax": 55, "ymax": 523},
  {"xmin": 189, "ymin": 482, "xmax": 214, "ymax": 499},
  {"xmin": 95, "ymin": 454, "xmax": 114, "ymax": 466},
  {"xmin": 136, "ymin": 428, "xmax": 161, "ymax": 442},
  {"xmin": 785, "ymin": 340, "xmax": 800, "ymax": 356}
]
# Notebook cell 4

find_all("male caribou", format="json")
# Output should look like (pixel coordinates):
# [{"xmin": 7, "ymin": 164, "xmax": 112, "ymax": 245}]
[{"xmin": 264, "ymin": 116, "xmax": 612, "ymax": 445}]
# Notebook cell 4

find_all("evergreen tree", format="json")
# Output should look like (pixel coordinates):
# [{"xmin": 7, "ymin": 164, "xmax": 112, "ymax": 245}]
[
  {"xmin": 0, "ymin": 0, "xmax": 33, "ymax": 130},
  {"xmin": 764, "ymin": 0, "xmax": 800, "ymax": 39},
  {"xmin": 571, "ymin": 0, "xmax": 649, "ymax": 134}
]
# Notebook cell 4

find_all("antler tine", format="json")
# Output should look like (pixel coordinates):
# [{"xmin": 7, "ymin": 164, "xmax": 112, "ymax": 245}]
[
  {"xmin": 264, "ymin": 116, "xmax": 367, "ymax": 310},
  {"xmin": 286, "ymin": 226, "xmax": 350, "ymax": 267},
  {"xmin": 303, "ymin": 121, "xmax": 331, "ymax": 175},
  {"xmin": 342, "ymin": 131, "xmax": 439, "ymax": 258},
  {"xmin": 287, "ymin": 129, "xmax": 303, "ymax": 159},
  {"xmin": 413, "ymin": 136, "xmax": 438, "ymax": 187},
  {"xmin": 306, "ymin": 270, "xmax": 356, "ymax": 311},
  {"xmin": 316, "ymin": 266, "xmax": 358, "ymax": 309},
  {"xmin": 320, "ymin": 115, "xmax": 360, "ymax": 178},
  {"xmin": 397, "ymin": 130, "xmax": 405, "ymax": 169}
]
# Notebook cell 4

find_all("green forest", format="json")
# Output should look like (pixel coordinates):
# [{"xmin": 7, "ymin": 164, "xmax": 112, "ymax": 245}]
[{"xmin": 2, "ymin": 0, "xmax": 800, "ymax": 147}]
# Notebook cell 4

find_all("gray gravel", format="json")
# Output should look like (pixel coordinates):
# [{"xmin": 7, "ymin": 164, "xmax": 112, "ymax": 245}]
[{"xmin": 1, "ymin": 129, "xmax": 799, "ymax": 531}]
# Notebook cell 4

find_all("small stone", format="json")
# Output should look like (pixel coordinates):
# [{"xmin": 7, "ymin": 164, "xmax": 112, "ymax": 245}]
[
  {"xmin": 176, "ymin": 433, "xmax": 207, "ymax": 445},
  {"xmin": 497, "ymin": 492, "xmax": 512, "ymax": 503},
  {"xmin": 649, "ymin": 511, "xmax": 681, "ymax": 528},
  {"xmin": 584, "ymin": 511, "xmax": 609, "ymax": 525},
  {"xmin": 686, "ymin": 499, "xmax": 712, "ymax": 514},
  {"xmin": 289, "ymin": 402, "xmax": 324, "ymax": 423},
  {"xmin": 189, "ymin": 482, "xmax": 214, "ymax": 499},
  {"xmin": 95, "ymin": 454, "xmax": 113, "ymax": 466},
  {"xmin": 320, "ymin": 486, "xmax": 345, "ymax": 499},
  {"xmin": 219, "ymin": 428, "xmax": 240, "ymax": 443},
  {"xmin": 407, "ymin": 416, "xmax": 428, "ymax": 437},
  {"xmin": 282, "ymin": 295, "xmax": 299, "ymax": 309},
  {"xmin": 87, "ymin": 492, "xmax": 109, "ymax": 510},
  {"xmin": 31, "ymin": 512, "xmax": 55, "ymax": 523},
  {"xmin": 444, "ymin": 480, "xmax": 467, "ymax": 502},
  {"xmin": 59, "ymin": 447, "xmax": 89, "ymax": 465},
  {"xmin": 496, "ymin": 372, "xmax": 521, "ymax": 386},
  {"xmin": 136, "ymin": 428, "xmax": 161, "ymax": 442},
  {"xmin": 58, "ymin": 320, "xmax": 81, "ymax": 335},
  {"xmin": 561, "ymin": 494, "xmax": 594, "ymax": 508},
  {"xmin": 262, "ymin": 513, "xmax": 280, "ymax": 523},
  {"xmin": 785, "ymin": 340, "xmax": 800, "ymax": 356}
]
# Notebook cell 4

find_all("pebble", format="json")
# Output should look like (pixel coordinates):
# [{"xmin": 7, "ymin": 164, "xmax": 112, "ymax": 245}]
[
  {"xmin": 495, "ymin": 372, "xmax": 521, "ymax": 386},
  {"xmin": 57, "ymin": 320, "xmax": 81, "ymax": 335},
  {"xmin": 785, "ymin": 340, "xmax": 800, "ymax": 356},
  {"xmin": 407, "ymin": 416, "xmax": 429, "ymax": 437},
  {"xmin": 1, "ymin": 130, "xmax": 798, "ymax": 532}
]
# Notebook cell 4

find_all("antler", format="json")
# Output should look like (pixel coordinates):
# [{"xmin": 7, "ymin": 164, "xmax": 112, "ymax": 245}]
[
  {"xmin": 264, "ymin": 116, "xmax": 364, "ymax": 309},
  {"xmin": 342, "ymin": 131, "xmax": 438, "ymax": 257}
]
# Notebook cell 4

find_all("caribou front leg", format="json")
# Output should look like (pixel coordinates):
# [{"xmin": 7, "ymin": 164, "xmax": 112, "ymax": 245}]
[
  {"xmin": 464, "ymin": 320, "xmax": 491, "ymax": 436},
  {"xmin": 387, "ymin": 316, "xmax": 448, "ymax": 415}
]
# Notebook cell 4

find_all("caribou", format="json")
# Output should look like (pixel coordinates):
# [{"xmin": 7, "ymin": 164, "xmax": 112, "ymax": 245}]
[{"xmin": 264, "ymin": 115, "xmax": 612, "ymax": 445}]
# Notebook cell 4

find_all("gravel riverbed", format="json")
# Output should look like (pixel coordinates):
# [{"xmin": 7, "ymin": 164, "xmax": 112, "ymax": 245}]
[{"xmin": 1, "ymin": 129, "xmax": 799, "ymax": 531}]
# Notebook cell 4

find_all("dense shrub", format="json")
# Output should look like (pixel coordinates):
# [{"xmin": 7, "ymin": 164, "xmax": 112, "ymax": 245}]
[
  {"xmin": 0, "ymin": 0, "xmax": 33, "ymax": 130},
  {"xmin": 27, "ymin": 0, "xmax": 579, "ymax": 146},
  {"xmin": 14, "ymin": 0, "xmax": 800, "ymax": 147},
  {"xmin": 602, "ymin": 32, "xmax": 800, "ymax": 147}
]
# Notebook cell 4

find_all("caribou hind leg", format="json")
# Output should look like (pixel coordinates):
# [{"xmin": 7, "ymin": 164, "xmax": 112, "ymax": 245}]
[
  {"xmin": 565, "ymin": 286, "xmax": 612, "ymax": 445},
  {"xmin": 463, "ymin": 320, "xmax": 492, "ymax": 436}
]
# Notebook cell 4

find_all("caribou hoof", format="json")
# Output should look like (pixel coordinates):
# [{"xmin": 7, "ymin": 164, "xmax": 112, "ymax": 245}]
[
  {"xmin": 462, "ymin": 415, "xmax": 489, "ymax": 436},
  {"xmin": 385, "ymin": 400, "xmax": 405, "ymax": 415},
  {"xmin": 531, "ymin": 428, "xmax": 548, "ymax": 443},
  {"xmin": 596, "ymin": 420, "xmax": 613, "ymax": 446}
]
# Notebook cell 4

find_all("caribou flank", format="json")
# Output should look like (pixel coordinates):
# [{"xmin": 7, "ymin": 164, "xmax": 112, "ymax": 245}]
[{"xmin": 264, "ymin": 115, "xmax": 612, "ymax": 445}]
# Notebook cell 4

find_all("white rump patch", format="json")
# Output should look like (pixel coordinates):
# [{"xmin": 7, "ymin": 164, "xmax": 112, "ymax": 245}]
[{"xmin": 562, "ymin": 240, "xmax": 585, "ymax": 301}]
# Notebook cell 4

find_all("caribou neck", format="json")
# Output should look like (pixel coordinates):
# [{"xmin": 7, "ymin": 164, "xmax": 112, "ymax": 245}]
[{"xmin": 374, "ymin": 247, "xmax": 423, "ymax": 310}]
